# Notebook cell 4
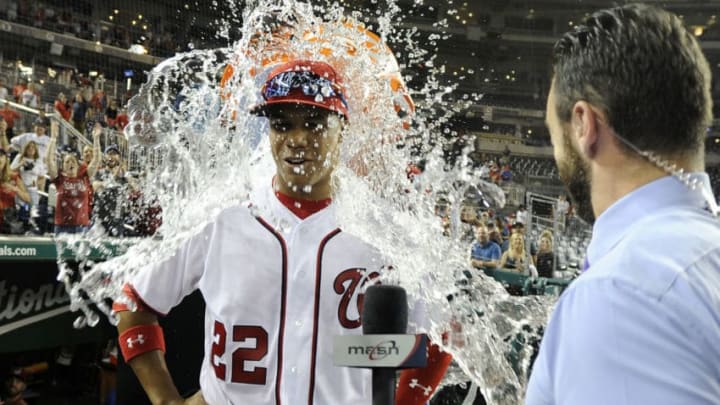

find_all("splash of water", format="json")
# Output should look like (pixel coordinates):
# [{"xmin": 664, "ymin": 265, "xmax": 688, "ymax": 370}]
[{"xmin": 60, "ymin": 1, "xmax": 557, "ymax": 403}]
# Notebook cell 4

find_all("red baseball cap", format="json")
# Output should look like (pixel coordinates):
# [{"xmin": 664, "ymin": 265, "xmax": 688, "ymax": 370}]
[{"xmin": 251, "ymin": 60, "xmax": 349, "ymax": 118}]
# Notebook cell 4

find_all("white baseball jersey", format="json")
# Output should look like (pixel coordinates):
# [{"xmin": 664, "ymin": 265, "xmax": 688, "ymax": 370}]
[{"xmin": 129, "ymin": 184, "xmax": 390, "ymax": 405}]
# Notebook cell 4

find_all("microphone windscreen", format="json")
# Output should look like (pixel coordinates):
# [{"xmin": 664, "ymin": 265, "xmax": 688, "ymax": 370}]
[{"xmin": 362, "ymin": 285, "xmax": 408, "ymax": 334}]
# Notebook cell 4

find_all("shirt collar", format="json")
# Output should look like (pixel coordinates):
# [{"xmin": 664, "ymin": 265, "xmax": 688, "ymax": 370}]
[
  {"xmin": 586, "ymin": 173, "xmax": 715, "ymax": 267},
  {"xmin": 274, "ymin": 190, "xmax": 332, "ymax": 219}
]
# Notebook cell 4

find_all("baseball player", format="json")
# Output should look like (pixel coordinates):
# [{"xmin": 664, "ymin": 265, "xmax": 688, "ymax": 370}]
[{"xmin": 114, "ymin": 60, "xmax": 450, "ymax": 405}]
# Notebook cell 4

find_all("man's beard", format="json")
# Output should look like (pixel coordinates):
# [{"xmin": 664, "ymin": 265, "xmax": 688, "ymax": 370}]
[{"xmin": 557, "ymin": 129, "xmax": 595, "ymax": 225}]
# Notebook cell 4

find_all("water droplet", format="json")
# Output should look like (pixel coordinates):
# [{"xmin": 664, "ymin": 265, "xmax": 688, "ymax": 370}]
[
  {"xmin": 87, "ymin": 312, "xmax": 100, "ymax": 327},
  {"xmin": 73, "ymin": 316, "xmax": 87, "ymax": 329}
]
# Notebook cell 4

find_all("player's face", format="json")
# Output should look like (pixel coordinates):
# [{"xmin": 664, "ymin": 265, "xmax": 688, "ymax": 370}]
[
  {"xmin": 268, "ymin": 104, "xmax": 343, "ymax": 200},
  {"xmin": 546, "ymin": 78, "xmax": 595, "ymax": 225}
]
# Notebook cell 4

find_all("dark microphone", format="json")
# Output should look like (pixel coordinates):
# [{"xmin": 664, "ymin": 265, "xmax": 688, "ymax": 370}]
[
  {"xmin": 362, "ymin": 285, "xmax": 409, "ymax": 335},
  {"xmin": 333, "ymin": 285, "xmax": 427, "ymax": 405},
  {"xmin": 362, "ymin": 285, "xmax": 408, "ymax": 405}
]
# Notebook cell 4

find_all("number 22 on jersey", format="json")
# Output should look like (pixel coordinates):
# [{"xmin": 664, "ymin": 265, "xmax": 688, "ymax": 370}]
[{"xmin": 211, "ymin": 321, "xmax": 269, "ymax": 385}]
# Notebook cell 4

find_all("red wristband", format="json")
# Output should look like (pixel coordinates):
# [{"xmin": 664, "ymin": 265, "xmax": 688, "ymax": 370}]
[{"xmin": 119, "ymin": 324, "xmax": 166, "ymax": 362}]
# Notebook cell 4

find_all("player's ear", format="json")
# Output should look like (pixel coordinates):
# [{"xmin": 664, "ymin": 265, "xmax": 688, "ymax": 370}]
[
  {"xmin": 340, "ymin": 119, "xmax": 347, "ymax": 140},
  {"xmin": 330, "ymin": 114, "xmax": 346, "ymax": 140}
]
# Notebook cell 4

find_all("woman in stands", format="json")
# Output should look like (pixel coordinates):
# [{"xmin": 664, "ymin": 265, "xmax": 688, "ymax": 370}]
[
  {"xmin": 10, "ymin": 141, "xmax": 43, "ymax": 208},
  {"xmin": 0, "ymin": 145, "xmax": 30, "ymax": 232},
  {"xmin": 81, "ymin": 144, "xmax": 93, "ymax": 167},
  {"xmin": 499, "ymin": 232, "xmax": 529, "ymax": 273},
  {"xmin": 533, "ymin": 229, "xmax": 555, "ymax": 278},
  {"xmin": 45, "ymin": 121, "xmax": 101, "ymax": 234}
]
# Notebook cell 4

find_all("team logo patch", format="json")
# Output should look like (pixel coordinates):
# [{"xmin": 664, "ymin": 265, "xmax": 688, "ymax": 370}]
[
  {"xmin": 333, "ymin": 268, "xmax": 380, "ymax": 329},
  {"xmin": 409, "ymin": 379, "xmax": 433, "ymax": 396},
  {"xmin": 126, "ymin": 334, "xmax": 145, "ymax": 348}
]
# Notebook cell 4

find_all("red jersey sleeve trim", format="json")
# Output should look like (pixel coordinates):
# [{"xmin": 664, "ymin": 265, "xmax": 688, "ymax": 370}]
[{"xmin": 112, "ymin": 283, "xmax": 167, "ymax": 317}]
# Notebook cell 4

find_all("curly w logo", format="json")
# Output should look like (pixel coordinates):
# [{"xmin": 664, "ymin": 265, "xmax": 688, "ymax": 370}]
[{"xmin": 333, "ymin": 268, "xmax": 380, "ymax": 329}]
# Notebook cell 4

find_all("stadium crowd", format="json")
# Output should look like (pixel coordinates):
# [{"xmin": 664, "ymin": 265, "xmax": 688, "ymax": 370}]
[
  {"xmin": 439, "ymin": 191, "xmax": 585, "ymax": 288},
  {"xmin": 2, "ymin": 74, "xmax": 130, "ymax": 134},
  {"xmin": 0, "ymin": 111, "xmax": 158, "ymax": 238},
  {"xmin": 0, "ymin": 0, "xmax": 203, "ymax": 57}
]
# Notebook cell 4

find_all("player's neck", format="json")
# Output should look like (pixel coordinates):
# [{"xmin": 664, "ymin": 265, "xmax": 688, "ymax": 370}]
[{"xmin": 274, "ymin": 190, "xmax": 332, "ymax": 220}]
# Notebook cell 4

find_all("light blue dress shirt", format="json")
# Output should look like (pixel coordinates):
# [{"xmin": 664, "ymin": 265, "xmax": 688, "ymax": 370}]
[{"xmin": 526, "ymin": 173, "xmax": 720, "ymax": 405}]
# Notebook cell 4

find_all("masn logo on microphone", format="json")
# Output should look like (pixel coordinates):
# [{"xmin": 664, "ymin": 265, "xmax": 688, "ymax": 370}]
[{"xmin": 348, "ymin": 340, "xmax": 400, "ymax": 360}]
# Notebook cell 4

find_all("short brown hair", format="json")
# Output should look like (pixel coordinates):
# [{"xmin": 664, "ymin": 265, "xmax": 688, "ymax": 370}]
[{"xmin": 552, "ymin": 4, "xmax": 712, "ymax": 158}]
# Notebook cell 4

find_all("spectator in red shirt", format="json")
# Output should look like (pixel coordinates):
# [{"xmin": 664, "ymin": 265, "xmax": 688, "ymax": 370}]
[
  {"xmin": 20, "ymin": 83, "xmax": 40, "ymax": 108},
  {"xmin": 489, "ymin": 161, "xmax": 501, "ymax": 183},
  {"xmin": 0, "ymin": 146, "xmax": 31, "ymax": 231},
  {"xmin": 54, "ymin": 92, "xmax": 72, "ymax": 121},
  {"xmin": 12, "ymin": 80, "xmax": 26, "ymax": 103},
  {"xmin": 115, "ymin": 108, "xmax": 129, "ymax": 130},
  {"xmin": 45, "ymin": 121, "xmax": 101, "ymax": 234},
  {"xmin": 0, "ymin": 101, "xmax": 21, "ymax": 139},
  {"xmin": 90, "ymin": 89, "xmax": 107, "ymax": 111}
]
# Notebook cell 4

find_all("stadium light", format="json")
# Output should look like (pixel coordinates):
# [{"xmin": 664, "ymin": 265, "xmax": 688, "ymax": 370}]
[{"xmin": 128, "ymin": 44, "xmax": 148, "ymax": 55}]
